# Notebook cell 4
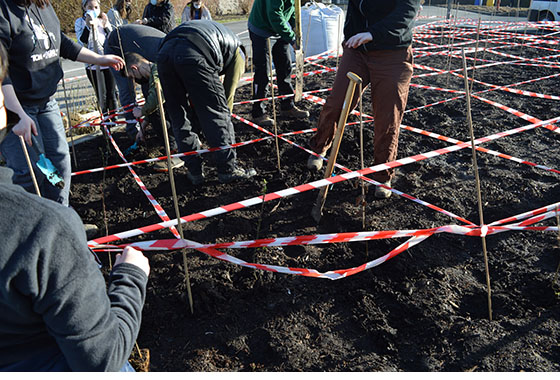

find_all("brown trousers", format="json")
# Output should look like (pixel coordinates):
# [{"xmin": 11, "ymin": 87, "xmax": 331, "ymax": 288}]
[{"xmin": 309, "ymin": 46, "xmax": 414, "ymax": 182}]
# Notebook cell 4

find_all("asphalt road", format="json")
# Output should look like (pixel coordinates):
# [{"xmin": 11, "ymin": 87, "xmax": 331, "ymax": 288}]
[
  {"xmin": 60, "ymin": 20, "xmax": 251, "ymax": 80},
  {"xmin": 58, "ymin": 6, "xmax": 528, "ymax": 111}
]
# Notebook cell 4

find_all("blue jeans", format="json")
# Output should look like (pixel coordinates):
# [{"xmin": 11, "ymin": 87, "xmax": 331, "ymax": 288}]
[
  {"xmin": 111, "ymin": 67, "xmax": 140, "ymax": 139},
  {"xmin": 0, "ymin": 98, "xmax": 71, "ymax": 206},
  {"xmin": 0, "ymin": 347, "xmax": 135, "ymax": 372}
]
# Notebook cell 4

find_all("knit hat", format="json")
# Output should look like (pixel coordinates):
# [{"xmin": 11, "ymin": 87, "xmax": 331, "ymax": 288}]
[{"xmin": 82, "ymin": 0, "xmax": 90, "ymax": 9}]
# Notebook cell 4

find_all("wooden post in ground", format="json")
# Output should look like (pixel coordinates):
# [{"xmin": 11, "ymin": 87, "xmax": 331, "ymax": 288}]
[
  {"xmin": 155, "ymin": 80, "xmax": 194, "ymax": 315},
  {"xmin": 311, "ymin": 72, "xmax": 362, "ymax": 223},
  {"xmin": 294, "ymin": 0, "xmax": 304, "ymax": 102},
  {"xmin": 267, "ymin": 38, "xmax": 281, "ymax": 171},
  {"xmin": 462, "ymin": 48, "xmax": 493, "ymax": 321}
]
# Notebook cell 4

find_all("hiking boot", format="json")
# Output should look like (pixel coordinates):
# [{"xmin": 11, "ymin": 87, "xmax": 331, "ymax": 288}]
[
  {"xmin": 186, "ymin": 171, "xmax": 205, "ymax": 186},
  {"xmin": 218, "ymin": 167, "xmax": 257, "ymax": 184},
  {"xmin": 307, "ymin": 151, "xmax": 326, "ymax": 171},
  {"xmin": 153, "ymin": 157, "xmax": 185, "ymax": 173},
  {"xmin": 282, "ymin": 106, "xmax": 309, "ymax": 118},
  {"xmin": 374, "ymin": 180, "xmax": 392, "ymax": 199},
  {"xmin": 253, "ymin": 115, "xmax": 275, "ymax": 127}
]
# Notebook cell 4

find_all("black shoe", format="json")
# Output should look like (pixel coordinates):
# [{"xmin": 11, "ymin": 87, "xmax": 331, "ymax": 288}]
[
  {"xmin": 218, "ymin": 167, "xmax": 257, "ymax": 183},
  {"xmin": 186, "ymin": 171, "xmax": 205, "ymax": 186}
]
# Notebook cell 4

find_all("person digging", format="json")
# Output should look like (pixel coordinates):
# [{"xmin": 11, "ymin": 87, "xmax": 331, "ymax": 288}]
[
  {"xmin": 156, "ymin": 20, "xmax": 256, "ymax": 185},
  {"xmin": 125, "ymin": 52, "xmax": 184, "ymax": 173},
  {"xmin": 306, "ymin": 0, "xmax": 419, "ymax": 199}
]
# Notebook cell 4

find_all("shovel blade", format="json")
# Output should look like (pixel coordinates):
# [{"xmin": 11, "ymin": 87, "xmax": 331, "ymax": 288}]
[
  {"xmin": 37, "ymin": 154, "xmax": 65, "ymax": 189},
  {"xmin": 294, "ymin": 50, "xmax": 304, "ymax": 102}
]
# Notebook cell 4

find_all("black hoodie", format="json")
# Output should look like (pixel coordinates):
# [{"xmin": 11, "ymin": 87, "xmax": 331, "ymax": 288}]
[
  {"xmin": 0, "ymin": 1, "xmax": 82, "ymax": 105},
  {"xmin": 344, "ymin": 0, "xmax": 420, "ymax": 51}
]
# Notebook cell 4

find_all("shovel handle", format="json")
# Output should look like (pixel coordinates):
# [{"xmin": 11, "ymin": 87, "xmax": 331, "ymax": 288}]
[{"xmin": 312, "ymin": 71, "xmax": 363, "ymax": 222}]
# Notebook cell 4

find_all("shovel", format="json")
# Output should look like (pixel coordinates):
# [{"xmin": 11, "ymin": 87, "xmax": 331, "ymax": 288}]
[
  {"xmin": 30, "ymin": 135, "xmax": 65, "ymax": 189},
  {"xmin": 294, "ymin": 0, "xmax": 304, "ymax": 102},
  {"xmin": 311, "ymin": 72, "xmax": 362, "ymax": 223}
]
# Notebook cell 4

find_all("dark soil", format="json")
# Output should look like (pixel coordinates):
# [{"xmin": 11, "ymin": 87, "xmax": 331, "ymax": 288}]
[{"xmin": 70, "ymin": 32, "xmax": 560, "ymax": 371}]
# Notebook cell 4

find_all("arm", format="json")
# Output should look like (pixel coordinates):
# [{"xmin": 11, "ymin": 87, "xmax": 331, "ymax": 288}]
[
  {"xmin": 33, "ymin": 208, "xmax": 149, "ymax": 371},
  {"xmin": 266, "ymin": 0, "xmax": 295, "ymax": 43},
  {"xmin": 141, "ymin": 66, "xmax": 161, "ymax": 116},
  {"xmin": 76, "ymin": 47, "xmax": 124, "ymax": 71},
  {"xmin": 181, "ymin": 5, "xmax": 191, "ymax": 23},
  {"xmin": 74, "ymin": 17, "xmax": 89, "ymax": 46},
  {"xmin": 1, "ymin": 84, "xmax": 37, "ymax": 145}
]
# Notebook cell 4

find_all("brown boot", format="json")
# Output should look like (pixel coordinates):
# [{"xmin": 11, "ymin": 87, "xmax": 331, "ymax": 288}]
[
  {"xmin": 253, "ymin": 115, "xmax": 275, "ymax": 127},
  {"xmin": 282, "ymin": 106, "xmax": 309, "ymax": 118}
]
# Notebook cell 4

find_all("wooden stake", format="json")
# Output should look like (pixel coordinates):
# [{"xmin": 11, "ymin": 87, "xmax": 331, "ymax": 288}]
[
  {"xmin": 358, "ymin": 82, "xmax": 366, "ymax": 229},
  {"xmin": 311, "ymin": 72, "xmax": 362, "ymax": 223},
  {"xmin": 294, "ymin": 0, "xmax": 304, "ymax": 102},
  {"xmin": 267, "ymin": 38, "xmax": 281, "ymax": 171},
  {"xmin": 469, "ymin": 17, "xmax": 482, "ymax": 94},
  {"xmin": 155, "ymin": 80, "xmax": 194, "ymax": 315},
  {"xmin": 19, "ymin": 136, "xmax": 41, "ymax": 197},
  {"xmin": 462, "ymin": 48, "xmax": 493, "ymax": 321}
]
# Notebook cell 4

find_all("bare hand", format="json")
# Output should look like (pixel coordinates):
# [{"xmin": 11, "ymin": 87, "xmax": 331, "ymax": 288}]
[
  {"xmin": 12, "ymin": 112, "xmax": 38, "ymax": 145},
  {"xmin": 99, "ymin": 12, "xmax": 109, "ymax": 28},
  {"xmin": 115, "ymin": 246, "xmax": 150, "ymax": 277},
  {"xmin": 344, "ymin": 32, "xmax": 373, "ymax": 49},
  {"xmin": 98, "ymin": 54, "xmax": 125, "ymax": 71},
  {"xmin": 134, "ymin": 19, "xmax": 144, "ymax": 25}
]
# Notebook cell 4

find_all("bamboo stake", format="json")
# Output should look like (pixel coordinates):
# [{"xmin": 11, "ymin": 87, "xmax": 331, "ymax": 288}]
[
  {"xmin": 267, "ymin": 38, "xmax": 281, "ymax": 171},
  {"xmin": 155, "ymin": 80, "xmax": 194, "ymax": 315},
  {"xmin": 19, "ymin": 136, "xmax": 41, "ymax": 197},
  {"xmin": 358, "ymin": 82, "xmax": 366, "ymax": 229},
  {"xmin": 461, "ymin": 48, "xmax": 493, "ymax": 321},
  {"xmin": 294, "ymin": 0, "xmax": 303, "ymax": 102},
  {"xmin": 336, "ymin": 13, "xmax": 341, "ymax": 70},
  {"xmin": 90, "ymin": 18, "xmax": 111, "ymax": 152},
  {"xmin": 469, "ymin": 17, "xmax": 482, "ymax": 95}
]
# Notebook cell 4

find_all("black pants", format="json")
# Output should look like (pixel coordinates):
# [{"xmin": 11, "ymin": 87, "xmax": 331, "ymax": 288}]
[
  {"xmin": 157, "ymin": 38, "xmax": 236, "ymax": 175},
  {"xmin": 249, "ymin": 30, "xmax": 295, "ymax": 117},
  {"xmin": 86, "ymin": 68, "xmax": 118, "ymax": 120}
]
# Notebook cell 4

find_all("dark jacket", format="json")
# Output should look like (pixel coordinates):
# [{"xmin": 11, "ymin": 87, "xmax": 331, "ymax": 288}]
[
  {"xmin": 0, "ymin": 167, "xmax": 148, "ymax": 371},
  {"xmin": 105, "ymin": 23, "xmax": 165, "ymax": 62},
  {"xmin": 142, "ymin": 0, "xmax": 175, "ymax": 34},
  {"xmin": 345, "ymin": 0, "xmax": 420, "ymax": 51},
  {"xmin": 0, "ymin": 1, "xmax": 82, "ymax": 105},
  {"xmin": 161, "ymin": 20, "xmax": 241, "ymax": 76},
  {"xmin": 247, "ymin": 0, "xmax": 295, "ymax": 43}
]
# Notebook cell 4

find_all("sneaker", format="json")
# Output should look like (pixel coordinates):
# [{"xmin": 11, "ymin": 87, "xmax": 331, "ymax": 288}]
[
  {"xmin": 282, "ymin": 106, "xmax": 309, "ymax": 118},
  {"xmin": 374, "ymin": 180, "xmax": 392, "ymax": 199},
  {"xmin": 84, "ymin": 223, "xmax": 99, "ymax": 240},
  {"xmin": 154, "ymin": 157, "xmax": 185, "ymax": 173},
  {"xmin": 253, "ymin": 115, "xmax": 275, "ymax": 127},
  {"xmin": 218, "ymin": 167, "xmax": 257, "ymax": 184},
  {"xmin": 307, "ymin": 151, "xmax": 326, "ymax": 171},
  {"xmin": 186, "ymin": 171, "xmax": 205, "ymax": 186}
]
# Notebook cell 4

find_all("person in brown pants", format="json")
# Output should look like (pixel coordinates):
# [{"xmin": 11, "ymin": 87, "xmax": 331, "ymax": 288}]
[{"xmin": 307, "ymin": 0, "xmax": 420, "ymax": 199}]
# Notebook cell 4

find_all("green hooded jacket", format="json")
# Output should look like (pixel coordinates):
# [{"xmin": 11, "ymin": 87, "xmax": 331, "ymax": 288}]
[{"xmin": 248, "ymin": 0, "xmax": 295, "ymax": 43}]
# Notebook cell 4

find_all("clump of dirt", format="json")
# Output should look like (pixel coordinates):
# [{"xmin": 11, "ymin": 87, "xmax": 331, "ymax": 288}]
[{"xmin": 70, "ymin": 33, "xmax": 560, "ymax": 371}]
